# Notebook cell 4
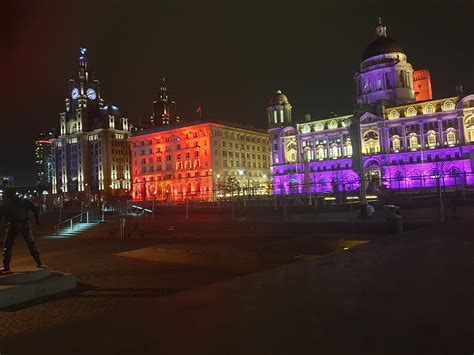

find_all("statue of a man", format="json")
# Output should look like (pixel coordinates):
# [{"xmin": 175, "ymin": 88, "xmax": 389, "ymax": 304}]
[{"xmin": 0, "ymin": 188, "xmax": 43, "ymax": 274}]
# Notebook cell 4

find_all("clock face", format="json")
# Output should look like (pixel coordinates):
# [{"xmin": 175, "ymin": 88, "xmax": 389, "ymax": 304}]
[
  {"xmin": 86, "ymin": 88, "xmax": 97, "ymax": 100},
  {"xmin": 71, "ymin": 88, "xmax": 79, "ymax": 99}
]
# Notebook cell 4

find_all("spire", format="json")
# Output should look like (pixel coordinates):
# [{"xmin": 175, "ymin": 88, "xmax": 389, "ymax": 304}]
[
  {"xmin": 375, "ymin": 17, "xmax": 387, "ymax": 38},
  {"xmin": 78, "ymin": 47, "xmax": 89, "ymax": 92},
  {"xmin": 160, "ymin": 76, "xmax": 169, "ymax": 103}
]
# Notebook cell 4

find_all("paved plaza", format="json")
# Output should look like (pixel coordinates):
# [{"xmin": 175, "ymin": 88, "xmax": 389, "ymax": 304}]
[{"xmin": 0, "ymin": 210, "xmax": 473, "ymax": 354}]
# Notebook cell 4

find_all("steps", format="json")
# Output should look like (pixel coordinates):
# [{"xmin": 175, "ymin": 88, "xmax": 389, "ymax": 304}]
[{"xmin": 43, "ymin": 222, "xmax": 102, "ymax": 239}]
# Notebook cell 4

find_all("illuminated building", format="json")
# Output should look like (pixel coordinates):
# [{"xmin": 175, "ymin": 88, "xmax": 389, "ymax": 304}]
[
  {"xmin": 150, "ymin": 77, "xmax": 180, "ymax": 126},
  {"xmin": 413, "ymin": 69, "xmax": 433, "ymax": 102},
  {"xmin": 130, "ymin": 121, "xmax": 270, "ymax": 201},
  {"xmin": 35, "ymin": 131, "xmax": 54, "ymax": 189},
  {"xmin": 270, "ymin": 20, "xmax": 474, "ymax": 194},
  {"xmin": 51, "ymin": 48, "xmax": 132, "ymax": 198}
]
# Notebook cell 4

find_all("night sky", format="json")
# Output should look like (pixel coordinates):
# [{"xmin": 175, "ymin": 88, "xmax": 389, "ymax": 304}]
[{"xmin": 2, "ymin": 0, "xmax": 473, "ymax": 185}]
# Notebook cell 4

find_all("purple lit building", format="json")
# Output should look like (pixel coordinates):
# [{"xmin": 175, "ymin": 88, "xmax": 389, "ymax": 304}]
[{"xmin": 268, "ymin": 21, "xmax": 474, "ymax": 195}]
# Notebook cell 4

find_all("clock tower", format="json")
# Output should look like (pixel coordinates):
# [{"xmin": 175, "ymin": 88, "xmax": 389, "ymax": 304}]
[{"xmin": 51, "ymin": 48, "xmax": 132, "ymax": 200}]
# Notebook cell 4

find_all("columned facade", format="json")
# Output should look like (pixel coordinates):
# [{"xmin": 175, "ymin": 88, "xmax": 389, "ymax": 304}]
[{"xmin": 269, "ymin": 22, "xmax": 474, "ymax": 195}]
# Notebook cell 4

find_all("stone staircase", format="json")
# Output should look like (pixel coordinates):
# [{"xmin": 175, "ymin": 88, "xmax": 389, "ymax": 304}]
[{"xmin": 43, "ymin": 222, "xmax": 102, "ymax": 239}]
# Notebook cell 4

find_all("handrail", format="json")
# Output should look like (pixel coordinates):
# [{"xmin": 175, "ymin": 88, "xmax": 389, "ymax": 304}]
[
  {"xmin": 54, "ymin": 210, "xmax": 92, "ymax": 234},
  {"xmin": 131, "ymin": 205, "xmax": 152, "ymax": 214}
]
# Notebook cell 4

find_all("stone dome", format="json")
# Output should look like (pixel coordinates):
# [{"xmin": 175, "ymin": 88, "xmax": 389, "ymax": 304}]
[
  {"xmin": 362, "ymin": 36, "xmax": 404, "ymax": 61},
  {"xmin": 269, "ymin": 89, "xmax": 289, "ymax": 106}
]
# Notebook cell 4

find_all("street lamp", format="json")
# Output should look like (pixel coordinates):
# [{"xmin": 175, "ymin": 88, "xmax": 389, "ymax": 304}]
[{"xmin": 42, "ymin": 190, "xmax": 48, "ymax": 213}]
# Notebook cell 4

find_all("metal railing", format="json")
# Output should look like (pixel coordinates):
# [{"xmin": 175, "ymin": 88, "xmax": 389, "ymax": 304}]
[
  {"xmin": 54, "ymin": 210, "xmax": 94, "ymax": 235},
  {"xmin": 131, "ymin": 205, "xmax": 152, "ymax": 214}
]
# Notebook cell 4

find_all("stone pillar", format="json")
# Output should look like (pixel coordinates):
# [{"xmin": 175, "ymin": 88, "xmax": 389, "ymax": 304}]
[
  {"xmin": 457, "ymin": 114, "xmax": 465, "ymax": 144},
  {"xmin": 438, "ymin": 120, "xmax": 444, "ymax": 146},
  {"xmin": 419, "ymin": 123, "xmax": 425, "ymax": 150},
  {"xmin": 401, "ymin": 125, "xmax": 407, "ymax": 151}
]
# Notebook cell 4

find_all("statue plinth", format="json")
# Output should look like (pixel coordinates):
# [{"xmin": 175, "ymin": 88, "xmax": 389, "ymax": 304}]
[{"xmin": 0, "ymin": 267, "xmax": 76, "ymax": 309}]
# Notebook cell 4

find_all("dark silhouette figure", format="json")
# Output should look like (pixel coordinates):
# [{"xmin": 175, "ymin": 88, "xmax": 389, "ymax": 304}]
[{"xmin": 0, "ymin": 188, "xmax": 42, "ymax": 273}]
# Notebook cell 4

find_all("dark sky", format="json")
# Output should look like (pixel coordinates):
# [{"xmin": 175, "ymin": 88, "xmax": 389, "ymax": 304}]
[{"xmin": 2, "ymin": 0, "xmax": 473, "ymax": 185}]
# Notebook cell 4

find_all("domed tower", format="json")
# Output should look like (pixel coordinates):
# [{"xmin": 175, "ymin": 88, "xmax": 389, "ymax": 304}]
[
  {"xmin": 267, "ymin": 89, "xmax": 292, "ymax": 128},
  {"xmin": 354, "ymin": 19, "xmax": 415, "ymax": 107}
]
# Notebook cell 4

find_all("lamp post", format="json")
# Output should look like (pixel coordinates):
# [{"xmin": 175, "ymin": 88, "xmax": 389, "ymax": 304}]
[
  {"xmin": 238, "ymin": 170, "xmax": 246, "ymax": 208},
  {"xmin": 152, "ymin": 192, "xmax": 157, "ymax": 220},
  {"xmin": 216, "ymin": 174, "xmax": 221, "ymax": 209},
  {"xmin": 343, "ymin": 115, "xmax": 367, "ymax": 217},
  {"xmin": 185, "ymin": 192, "xmax": 189, "ymax": 220},
  {"xmin": 42, "ymin": 190, "xmax": 48, "ymax": 214}
]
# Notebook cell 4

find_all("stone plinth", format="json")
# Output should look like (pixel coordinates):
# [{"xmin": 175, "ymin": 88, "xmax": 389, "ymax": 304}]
[{"xmin": 0, "ymin": 267, "xmax": 76, "ymax": 309}]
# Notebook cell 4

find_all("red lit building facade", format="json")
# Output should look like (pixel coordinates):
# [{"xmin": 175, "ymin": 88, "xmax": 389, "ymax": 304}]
[{"xmin": 130, "ymin": 122, "xmax": 271, "ymax": 201}]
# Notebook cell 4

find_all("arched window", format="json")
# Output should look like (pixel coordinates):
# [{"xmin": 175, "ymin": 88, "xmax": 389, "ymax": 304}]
[
  {"xmin": 330, "ymin": 143, "xmax": 340, "ymax": 159},
  {"xmin": 344, "ymin": 141, "xmax": 353, "ymax": 157},
  {"xmin": 304, "ymin": 148, "xmax": 313, "ymax": 162},
  {"xmin": 273, "ymin": 155, "xmax": 279, "ymax": 164},
  {"xmin": 465, "ymin": 115, "xmax": 474, "ymax": 143},
  {"xmin": 286, "ymin": 141, "xmax": 297, "ymax": 163},
  {"xmin": 363, "ymin": 130, "xmax": 379, "ymax": 154},
  {"xmin": 443, "ymin": 100, "xmax": 454, "ymax": 111},
  {"xmin": 301, "ymin": 124, "xmax": 311, "ymax": 134},
  {"xmin": 316, "ymin": 145, "xmax": 325, "ymax": 161},
  {"xmin": 406, "ymin": 107, "xmax": 417, "ymax": 117},
  {"xmin": 426, "ymin": 130, "xmax": 437, "ymax": 148},
  {"xmin": 389, "ymin": 110, "xmax": 400, "ymax": 119},
  {"xmin": 328, "ymin": 120, "xmax": 338, "ymax": 129},
  {"xmin": 392, "ymin": 135, "xmax": 401, "ymax": 152},
  {"xmin": 424, "ymin": 104, "xmax": 435, "ymax": 114},
  {"xmin": 446, "ymin": 129, "xmax": 456, "ymax": 146},
  {"xmin": 409, "ymin": 134, "xmax": 418, "ymax": 150},
  {"xmin": 69, "ymin": 120, "xmax": 78, "ymax": 134},
  {"xmin": 315, "ymin": 122, "xmax": 325, "ymax": 131}
]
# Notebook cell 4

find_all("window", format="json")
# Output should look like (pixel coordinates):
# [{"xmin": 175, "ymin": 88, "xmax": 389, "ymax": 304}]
[
  {"xmin": 315, "ymin": 122, "xmax": 325, "ymax": 131},
  {"xmin": 424, "ymin": 104, "xmax": 435, "ymax": 115},
  {"xmin": 328, "ymin": 120, "xmax": 338, "ymax": 129},
  {"xmin": 443, "ymin": 100, "xmax": 454, "ymax": 111},
  {"xmin": 427, "ymin": 131, "xmax": 437, "ymax": 148},
  {"xmin": 392, "ymin": 136, "xmax": 401, "ymax": 152},
  {"xmin": 466, "ymin": 116, "xmax": 474, "ymax": 143},
  {"xmin": 301, "ymin": 124, "xmax": 311, "ymax": 134},
  {"xmin": 406, "ymin": 107, "xmax": 417, "ymax": 117},
  {"xmin": 286, "ymin": 141, "xmax": 297, "ymax": 163},
  {"xmin": 376, "ymin": 76, "xmax": 383, "ymax": 90},
  {"xmin": 330, "ymin": 144, "xmax": 339, "ymax": 159},
  {"xmin": 344, "ymin": 142, "xmax": 352, "ymax": 157},
  {"xmin": 409, "ymin": 134, "xmax": 418, "ymax": 150},
  {"xmin": 389, "ymin": 110, "xmax": 400, "ymax": 119},
  {"xmin": 316, "ymin": 145, "xmax": 325, "ymax": 161},
  {"xmin": 446, "ymin": 129, "xmax": 456, "ymax": 146}
]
